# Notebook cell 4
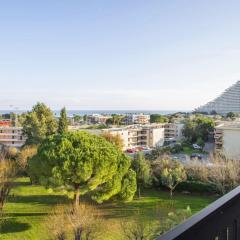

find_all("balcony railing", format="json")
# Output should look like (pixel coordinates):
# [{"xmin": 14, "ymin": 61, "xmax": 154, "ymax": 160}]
[{"xmin": 157, "ymin": 186, "xmax": 240, "ymax": 240}]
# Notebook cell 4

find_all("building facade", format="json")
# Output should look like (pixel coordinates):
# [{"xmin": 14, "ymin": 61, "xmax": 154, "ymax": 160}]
[
  {"xmin": 0, "ymin": 126, "xmax": 26, "ymax": 148},
  {"xmin": 195, "ymin": 81, "xmax": 240, "ymax": 115},
  {"xmin": 125, "ymin": 114, "xmax": 150, "ymax": 125},
  {"xmin": 102, "ymin": 124, "xmax": 164, "ymax": 150},
  {"xmin": 87, "ymin": 114, "xmax": 111, "ymax": 124},
  {"xmin": 164, "ymin": 123, "xmax": 184, "ymax": 141},
  {"xmin": 215, "ymin": 122, "xmax": 240, "ymax": 160}
]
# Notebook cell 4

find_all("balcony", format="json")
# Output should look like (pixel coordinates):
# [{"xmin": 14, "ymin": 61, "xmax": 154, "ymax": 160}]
[{"xmin": 157, "ymin": 186, "xmax": 240, "ymax": 240}]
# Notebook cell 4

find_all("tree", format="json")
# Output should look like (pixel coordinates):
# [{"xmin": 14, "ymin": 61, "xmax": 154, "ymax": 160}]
[
  {"xmin": 0, "ymin": 157, "xmax": 15, "ymax": 214},
  {"xmin": 45, "ymin": 205, "xmax": 67, "ymax": 240},
  {"xmin": 196, "ymin": 137, "xmax": 205, "ymax": 148},
  {"xmin": 160, "ymin": 159, "xmax": 186, "ymax": 198},
  {"xmin": 58, "ymin": 107, "xmax": 68, "ymax": 134},
  {"xmin": 210, "ymin": 110, "xmax": 217, "ymax": 115},
  {"xmin": 226, "ymin": 112, "xmax": 236, "ymax": 119},
  {"xmin": 28, "ymin": 131, "xmax": 136, "ymax": 206},
  {"xmin": 207, "ymin": 154, "xmax": 240, "ymax": 195},
  {"xmin": 150, "ymin": 114, "xmax": 168, "ymax": 124},
  {"xmin": 67, "ymin": 204, "xmax": 101, "ymax": 240},
  {"xmin": 101, "ymin": 132, "xmax": 124, "ymax": 150},
  {"xmin": 182, "ymin": 116, "xmax": 215, "ymax": 143},
  {"xmin": 46, "ymin": 204, "xmax": 101, "ymax": 240},
  {"xmin": 83, "ymin": 114, "xmax": 87, "ymax": 123},
  {"xmin": 17, "ymin": 145, "xmax": 38, "ymax": 172},
  {"xmin": 163, "ymin": 206, "xmax": 192, "ymax": 232},
  {"xmin": 132, "ymin": 153, "xmax": 151, "ymax": 198},
  {"xmin": 119, "ymin": 169, "xmax": 137, "ymax": 201},
  {"xmin": 170, "ymin": 144, "xmax": 183, "ymax": 154},
  {"xmin": 106, "ymin": 114, "xmax": 124, "ymax": 126},
  {"xmin": 4, "ymin": 147, "xmax": 18, "ymax": 159},
  {"xmin": 121, "ymin": 219, "xmax": 157, "ymax": 240},
  {"xmin": 23, "ymin": 102, "xmax": 57, "ymax": 144},
  {"xmin": 106, "ymin": 118, "xmax": 113, "ymax": 126},
  {"xmin": 17, "ymin": 113, "xmax": 27, "ymax": 126},
  {"xmin": 73, "ymin": 115, "xmax": 82, "ymax": 124}
]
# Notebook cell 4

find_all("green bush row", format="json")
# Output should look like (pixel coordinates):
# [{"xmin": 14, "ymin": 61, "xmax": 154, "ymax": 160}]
[{"xmin": 176, "ymin": 181, "xmax": 217, "ymax": 193}]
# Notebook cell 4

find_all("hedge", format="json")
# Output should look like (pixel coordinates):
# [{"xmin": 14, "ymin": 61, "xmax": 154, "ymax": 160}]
[{"xmin": 176, "ymin": 180, "xmax": 217, "ymax": 193}]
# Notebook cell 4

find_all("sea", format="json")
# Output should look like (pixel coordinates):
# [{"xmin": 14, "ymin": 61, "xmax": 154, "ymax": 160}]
[{"xmin": 0, "ymin": 110, "xmax": 189, "ymax": 117}]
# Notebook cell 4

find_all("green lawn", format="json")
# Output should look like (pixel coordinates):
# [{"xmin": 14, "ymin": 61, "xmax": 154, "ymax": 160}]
[
  {"xmin": 1, "ymin": 178, "xmax": 216, "ymax": 240},
  {"xmin": 182, "ymin": 146, "xmax": 206, "ymax": 155}
]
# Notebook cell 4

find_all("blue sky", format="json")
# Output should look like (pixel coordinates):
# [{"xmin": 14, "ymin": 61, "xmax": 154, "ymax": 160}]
[{"xmin": 1, "ymin": 0, "xmax": 240, "ymax": 110}]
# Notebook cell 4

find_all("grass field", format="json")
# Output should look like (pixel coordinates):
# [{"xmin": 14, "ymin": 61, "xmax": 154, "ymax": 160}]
[
  {"xmin": 1, "ymin": 178, "xmax": 216, "ymax": 240},
  {"xmin": 182, "ymin": 146, "xmax": 206, "ymax": 155}
]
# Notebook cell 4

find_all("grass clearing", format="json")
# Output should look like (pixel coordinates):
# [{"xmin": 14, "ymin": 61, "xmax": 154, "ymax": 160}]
[
  {"xmin": 1, "ymin": 178, "xmax": 216, "ymax": 240},
  {"xmin": 182, "ymin": 146, "xmax": 205, "ymax": 155}
]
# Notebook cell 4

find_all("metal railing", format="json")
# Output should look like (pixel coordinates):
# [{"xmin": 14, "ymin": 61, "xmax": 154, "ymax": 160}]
[{"xmin": 157, "ymin": 186, "xmax": 240, "ymax": 240}]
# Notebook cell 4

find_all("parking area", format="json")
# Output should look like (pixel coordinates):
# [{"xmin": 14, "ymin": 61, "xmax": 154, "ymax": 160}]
[{"xmin": 171, "ymin": 153, "xmax": 211, "ymax": 165}]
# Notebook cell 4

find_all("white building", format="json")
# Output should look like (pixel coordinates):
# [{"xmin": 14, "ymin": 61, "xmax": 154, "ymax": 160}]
[
  {"xmin": 0, "ymin": 126, "xmax": 26, "ymax": 148},
  {"xmin": 102, "ymin": 124, "xmax": 164, "ymax": 150},
  {"xmin": 164, "ymin": 123, "xmax": 184, "ymax": 142},
  {"xmin": 215, "ymin": 122, "xmax": 240, "ymax": 160},
  {"xmin": 125, "ymin": 114, "xmax": 150, "ymax": 125},
  {"xmin": 87, "ymin": 114, "xmax": 111, "ymax": 124},
  {"xmin": 195, "ymin": 81, "xmax": 240, "ymax": 115}
]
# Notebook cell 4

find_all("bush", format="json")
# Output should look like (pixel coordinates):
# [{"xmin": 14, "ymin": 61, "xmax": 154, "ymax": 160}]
[
  {"xmin": 170, "ymin": 144, "xmax": 183, "ymax": 154},
  {"xmin": 176, "ymin": 181, "xmax": 216, "ymax": 193}
]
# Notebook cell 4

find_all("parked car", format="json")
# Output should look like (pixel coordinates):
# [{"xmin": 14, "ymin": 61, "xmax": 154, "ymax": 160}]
[
  {"xmin": 190, "ymin": 153, "xmax": 202, "ymax": 160},
  {"xmin": 126, "ymin": 149, "xmax": 135, "ymax": 153},
  {"xmin": 192, "ymin": 144, "xmax": 202, "ymax": 150}
]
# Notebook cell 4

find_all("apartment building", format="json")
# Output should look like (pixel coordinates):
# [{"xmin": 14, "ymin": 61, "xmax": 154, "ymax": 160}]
[
  {"xmin": 102, "ymin": 124, "xmax": 164, "ymax": 150},
  {"xmin": 164, "ymin": 123, "xmax": 184, "ymax": 141},
  {"xmin": 214, "ymin": 122, "xmax": 240, "ymax": 160},
  {"xmin": 125, "ymin": 114, "xmax": 150, "ymax": 125},
  {"xmin": 0, "ymin": 119, "xmax": 11, "ymax": 127},
  {"xmin": 87, "ymin": 114, "xmax": 111, "ymax": 124},
  {"xmin": 195, "ymin": 80, "xmax": 240, "ymax": 115},
  {"xmin": 0, "ymin": 126, "xmax": 26, "ymax": 148}
]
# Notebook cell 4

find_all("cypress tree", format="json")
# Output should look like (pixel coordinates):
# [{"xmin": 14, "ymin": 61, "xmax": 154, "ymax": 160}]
[{"xmin": 58, "ymin": 107, "xmax": 68, "ymax": 134}]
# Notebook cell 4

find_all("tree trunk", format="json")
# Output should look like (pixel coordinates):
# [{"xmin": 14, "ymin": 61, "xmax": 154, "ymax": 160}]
[
  {"xmin": 170, "ymin": 189, "xmax": 173, "ymax": 199},
  {"xmin": 0, "ymin": 201, "xmax": 3, "ymax": 214},
  {"xmin": 138, "ymin": 185, "xmax": 141, "ymax": 199},
  {"xmin": 74, "ymin": 227, "xmax": 83, "ymax": 240},
  {"xmin": 74, "ymin": 186, "xmax": 80, "ymax": 208},
  {"xmin": 57, "ymin": 233, "xmax": 66, "ymax": 240}
]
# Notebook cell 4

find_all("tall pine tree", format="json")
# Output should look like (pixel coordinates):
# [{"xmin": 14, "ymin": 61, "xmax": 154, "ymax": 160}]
[
  {"xmin": 23, "ymin": 102, "xmax": 57, "ymax": 145},
  {"xmin": 28, "ymin": 131, "xmax": 136, "ymax": 206},
  {"xmin": 58, "ymin": 107, "xmax": 68, "ymax": 134}
]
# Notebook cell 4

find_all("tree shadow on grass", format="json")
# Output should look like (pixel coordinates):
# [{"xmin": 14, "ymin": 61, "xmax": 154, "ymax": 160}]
[
  {"xmin": 12, "ymin": 181, "xmax": 31, "ymax": 187},
  {"xmin": 8, "ymin": 194, "xmax": 69, "ymax": 205},
  {"xmin": 8, "ymin": 212, "xmax": 48, "ymax": 218},
  {"xmin": 98, "ymin": 201, "xmax": 174, "ymax": 221},
  {"xmin": 0, "ymin": 218, "xmax": 31, "ymax": 234}
]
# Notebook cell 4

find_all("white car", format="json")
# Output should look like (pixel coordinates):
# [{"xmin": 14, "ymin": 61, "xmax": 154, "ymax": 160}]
[{"xmin": 192, "ymin": 144, "xmax": 202, "ymax": 150}]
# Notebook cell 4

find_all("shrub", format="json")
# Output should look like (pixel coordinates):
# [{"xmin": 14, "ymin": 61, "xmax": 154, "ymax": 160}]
[{"xmin": 176, "ymin": 181, "xmax": 216, "ymax": 193}]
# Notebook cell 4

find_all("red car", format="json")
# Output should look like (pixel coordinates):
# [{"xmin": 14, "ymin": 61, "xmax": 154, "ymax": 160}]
[{"xmin": 126, "ymin": 149, "xmax": 135, "ymax": 153}]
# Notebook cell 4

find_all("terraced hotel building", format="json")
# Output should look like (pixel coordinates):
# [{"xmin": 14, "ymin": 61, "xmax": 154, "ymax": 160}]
[{"xmin": 195, "ymin": 81, "xmax": 240, "ymax": 115}]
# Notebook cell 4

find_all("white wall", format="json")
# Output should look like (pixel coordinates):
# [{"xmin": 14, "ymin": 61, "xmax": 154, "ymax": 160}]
[
  {"xmin": 176, "ymin": 123, "xmax": 184, "ymax": 140},
  {"xmin": 223, "ymin": 129, "xmax": 240, "ymax": 160},
  {"xmin": 103, "ymin": 129, "xmax": 129, "ymax": 150},
  {"xmin": 151, "ymin": 128, "xmax": 165, "ymax": 147}
]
